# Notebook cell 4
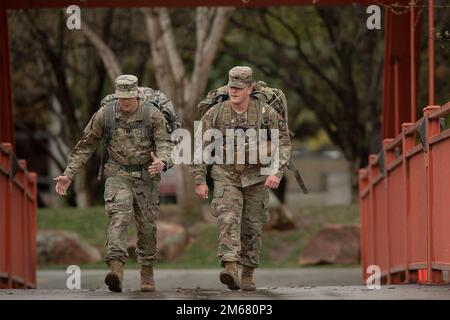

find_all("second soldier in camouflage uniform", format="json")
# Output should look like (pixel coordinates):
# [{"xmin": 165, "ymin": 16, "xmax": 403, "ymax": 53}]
[
  {"xmin": 192, "ymin": 66, "xmax": 291, "ymax": 291},
  {"xmin": 54, "ymin": 75, "xmax": 173, "ymax": 292}
]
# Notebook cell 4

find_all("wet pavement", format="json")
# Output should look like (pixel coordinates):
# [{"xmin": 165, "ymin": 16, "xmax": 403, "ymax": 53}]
[{"xmin": 1, "ymin": 268, "xmax": 449, "ymax": 299}]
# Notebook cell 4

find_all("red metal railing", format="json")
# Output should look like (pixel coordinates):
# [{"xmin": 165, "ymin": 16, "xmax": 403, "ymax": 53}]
[
  {"xmin": 0, "ymin": 142, "xmax": 37, "ymax": 288},
  {"xmin": 359, "ymin": 102, "xmax": 450, "ymax": 284}
]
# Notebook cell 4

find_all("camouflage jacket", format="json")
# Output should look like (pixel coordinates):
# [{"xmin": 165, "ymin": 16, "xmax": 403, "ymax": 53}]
[
  {"xmin": 63, "ymin": 99, "xmax": 173, "ymax": 180},
  {"xmin": 191, "ymin": 99, "xmax": 291, "ymax": 188}
]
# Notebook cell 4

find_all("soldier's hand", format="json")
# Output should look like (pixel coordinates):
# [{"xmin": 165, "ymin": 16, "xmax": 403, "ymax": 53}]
[
  {"xmin": 195, "ymin": 184, "xmax": 209, "ymax": 199},
  {"xmin": 53, "ymin": 175, "xmax": 72, "ymax": 196},
  {"xmin": 265, "ymin": 175, "xmax": 280, "ymax": 189},
  {"xmin": 148, "ymin": 152, "xmax": 165, "ymax": 175}
]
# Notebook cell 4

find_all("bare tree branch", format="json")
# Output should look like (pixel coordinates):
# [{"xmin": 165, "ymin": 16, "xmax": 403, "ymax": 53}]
[
  {"xmin": 79, "ymin": 16, "xmax": 122, "ymax": 81},
  {"xmin": 141, "ymin": 8, "xmax": 176, "ymax": 99},
  {"xmin": 188, "ymin": 7, "xmax": 235, "ymax": 111},
  {"xmin": 158, "ymin": 8, "xmax": 186, "ymax": 83},
  {"xmin": 23, "ymin": 12, "xmax": 81, "ymax": 139},
  {"xmin": 196, "ymin": 7, "xmax": 210, "ymax": 55}
]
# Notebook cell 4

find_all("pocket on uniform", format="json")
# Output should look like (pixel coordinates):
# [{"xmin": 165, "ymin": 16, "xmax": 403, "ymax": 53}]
[
  {"xmin": 213, "ymin": 183, "xmax": 225, "ymax": 198},
  {"xmin": 136, "ymin": 129, "xmax": 150, "ymax": 148},
  {"xmin": 147, "ymin": 197, "xmax": 160, "ymax": 220},
  {"xmin": 211, "ymin": 183, "xmax": 226, "ymax": 217},
  {"xmin": 104, "ymin": 189, "xmax": 117, "ymax": 217},
  {"xmin": 103, "ymin": 163, "xmax": 120, "ymax": 179},
  {"xmin": 104, "ymin": 189, "xmax": 116, "ymax": 202}
]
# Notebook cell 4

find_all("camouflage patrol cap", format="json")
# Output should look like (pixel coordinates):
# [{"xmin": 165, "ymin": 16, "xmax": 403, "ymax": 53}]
[
  {"xmin": 115, "ymin": 74, "xmax": 139, "ymax": 98},
  {"xmin": 227, "ymin": 66, "xmax": 253, "ymax": 89}
]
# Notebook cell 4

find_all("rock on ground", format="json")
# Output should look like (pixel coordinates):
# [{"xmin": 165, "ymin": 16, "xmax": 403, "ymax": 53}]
[
  {"xmin": 298, "ymin": 224, "xmax": 360, "ymax": 266},
  {"xmin": 37, "ymin": 230, "xmax": 101, "ymax": 265}
]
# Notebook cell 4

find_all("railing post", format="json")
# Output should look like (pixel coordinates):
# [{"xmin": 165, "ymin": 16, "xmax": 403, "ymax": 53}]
[
  {"xmin": 368, "ymin": 154, "xmax": 378, "ymax": 280},
  {"xmin": 423, "ymin": 105, "xmax": 442, "ymax": 284},
  {"xmin": 2, "ymin": 143, "xmax": 13, "ymax": 288},
  {"xmin": 359, "ymin": 168, "xmax": 369, "ymax": 284},
  {"xmin": 401, "ymin": 123, "xmax": 414, "ymax": 283},
  {"xmin": 369, "ymin": 154, "xmax": 387, "ymax": 283},
  {"xmin": 383, "ymin": 139, "xmax": 395, "ymax": 164},
  {"xmin": 28, "ymin": 172, "xmax": 37, "ymax": 288},
  {"xmin": 19, "ymin": 159, "xmax": 27, "ymax": 288},
  {"xmin": 383, "ymin": 139, "xmax": 394, "ymax": 283}
]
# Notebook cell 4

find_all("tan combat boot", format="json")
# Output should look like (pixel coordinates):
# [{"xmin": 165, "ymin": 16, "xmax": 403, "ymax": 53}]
[
  {"xmin": 140, "ymin": 265, "xmax": 155, "ymax": 292},
  {"xmin": 241, "ymin": 265, "xmax": 256, "ymax": 291},
  {"xmin": 105, "ymin": 259, "xmax": 123, "ymax": 292},
  {"xmin": 220, "ymin": 262, "xmax": 241, "ymax": 290}
]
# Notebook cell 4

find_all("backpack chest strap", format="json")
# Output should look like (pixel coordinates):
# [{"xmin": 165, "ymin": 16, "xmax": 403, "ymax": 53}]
[
  {"xmin": 114, "ymin": 120, "xmax": 144, "ymax": 130},
  {"xmin": 216, "ymin": 100, "xmax": 261, "ymax": 130}
]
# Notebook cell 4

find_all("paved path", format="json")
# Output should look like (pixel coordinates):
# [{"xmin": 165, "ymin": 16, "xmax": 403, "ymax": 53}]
[
  {"xmin": 37, "ymin": 268, "xmax": 362, "ymax": 290},
  {"xmin": 1, "ymin": 268, "xmax": 450, "ymax": 299}
]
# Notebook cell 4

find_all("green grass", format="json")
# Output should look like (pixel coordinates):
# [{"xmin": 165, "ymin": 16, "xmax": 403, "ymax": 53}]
[
  {"xmin": 38, "ymin": 206, "xmax": 109, "ymax": 249},
  {"xmin": 37, "ymin": 203, "xmax": 360, "ymax": 269},
  {"xmin": 171, "ymin": 223, "xmax": 221, "ymax": 268}
]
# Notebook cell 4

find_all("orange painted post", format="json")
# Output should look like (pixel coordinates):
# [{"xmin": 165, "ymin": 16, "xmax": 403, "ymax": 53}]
[
  {"xmin": 428, "ymin": 0, "xmax": 435, "ymax": 106},
  {"xmin": 401, "ymin": 123, "xmax": 415, "ymax": 283},
  {"xmin": 2, "ymin": 143, "xmax": 13, "ymax": 288},
  {"xmin": 359, "ymin": 168, "xmax": 369, "ymax": 283},
  {"xmin": 28, "ymin": 172, "xmax": 37, "ymax": 287},
  {"xmin": 385, "ymin": 135, "xmax": 409, "ymax": 284},
  {"xmin": 423, "ymin": 105, "xmax": 441, "ymax": 284},
  {"xmin": 394, "ymin": 62, "xmax": 400, "ymax": 135},
  {"xmin": 18, "ymin": 160, "xmax": 27, "ymax": 287},
  {"xmin": 0, "ymin": 143, "xmax": 12, "ymax": 288},
  {"xmin": 410, "ymin": 3, "xmax": 416, "ymax": 123},
  {"xmin": 428, "ymin": 103, "xmax": 450, "ymax": 283},
  {"xmin": 0, "ymin": 8, "xmax": 15, "ymax": 149},
  {"xmin": 369, "ymin": 154, "xmax": 390, "ymax": 282},
  {"xmin": 383, "ymin": 139, "xmax": 394, "ymax": 283},
  {"xmin": 368, "ymin": 154, "xmax": 378, "ymax": 279}
]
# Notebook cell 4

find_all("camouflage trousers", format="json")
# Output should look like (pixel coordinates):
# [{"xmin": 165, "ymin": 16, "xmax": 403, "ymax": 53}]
[
  {"xmin": 103, "ymin": 169, "xmax": 160, "ymax": 267},
  {"xmin": 211, "ymin": 181, "xmax": 270, "ymax": 268}
]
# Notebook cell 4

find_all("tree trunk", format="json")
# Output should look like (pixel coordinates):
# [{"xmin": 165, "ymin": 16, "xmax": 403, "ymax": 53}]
[
  {"xmin": 74, "ymin": 168, "xmax": 90, "ymax": 208},
  {"xmin": 141, "ymin": 7, "xmax": 234, "ymax": 223},
  {"xmin": 175, "ymin": 164, "xmax": 203, "ymax": 224}
]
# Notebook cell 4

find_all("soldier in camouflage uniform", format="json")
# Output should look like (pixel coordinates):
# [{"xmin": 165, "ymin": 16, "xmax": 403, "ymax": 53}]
[
  {"xmin": 191, "ymin": 66, "xmax": 291, "ymax": 291},
  {"xmin": 54, "ymin": 75, "xmax": 173, "ymax": 293}
]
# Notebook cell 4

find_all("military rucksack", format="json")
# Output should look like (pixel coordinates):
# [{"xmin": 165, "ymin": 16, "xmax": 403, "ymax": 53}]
[
  {"xmin": 198, "ymin": 81, "xmax": 291, "ymax": 134},
  {"xmin": 101, "ymin": 86, "xmax": 180, "ymax": 135},
  {"xmin": 97, "ymin": 87, "xmax": 180, "ymax": 180},
  {"xmin": 197, "ymin": 81, "xmax": 308, "ymax": 194}
]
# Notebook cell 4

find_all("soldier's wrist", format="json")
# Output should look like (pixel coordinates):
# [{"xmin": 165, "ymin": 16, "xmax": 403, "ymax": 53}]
[
  {"xmin": 274, "ymin": 169, "xmax": 284, "ymax": 179},
  {"xmin": 63, "ymin": 170, "xmax": 74, "ymax": 181},
  {"xmin": 194, "ymin": 178, "xmax": 207, "ymax": 185}
]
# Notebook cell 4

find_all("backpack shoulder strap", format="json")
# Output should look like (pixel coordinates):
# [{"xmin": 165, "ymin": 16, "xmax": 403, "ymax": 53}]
[
  {"xmin": 248, "ymin": 99, "xmax": 259, "ymax": 127},
  {"xmin": 98, "ymin": 101, "xmax": 116, "ymax": 181},
  {"xmin": 142, "ymin": 102, "xmax": 154, "ymax": 139},
  {"xmin": 257, "ymin": 99, "xmax": 270, "ymax": 129},
  {"xmin": 213, "ymin": 100, "xmax": 233, "ymax": 129},
  {"xmin": 212, "ymin": 101, "xmax": 226, "ymax": 128},
  {"xmin": 103, "ymin": 101, "xmax": 116, "ymax": 142}
]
